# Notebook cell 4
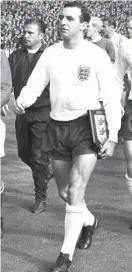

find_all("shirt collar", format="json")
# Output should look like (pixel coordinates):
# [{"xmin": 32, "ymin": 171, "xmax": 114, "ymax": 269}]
[{"xmin": 21, "ymin": 42, "xmax": 45, "ymax": 52}]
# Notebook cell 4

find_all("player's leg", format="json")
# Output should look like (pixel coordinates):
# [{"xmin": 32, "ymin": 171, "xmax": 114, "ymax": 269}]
[
  {"xmin": 122, "ymin": 100, "xmax": 132, "ymax": 200},
  {"xmin": 60, "ymin": 153, "xmax": 97, "ymax": 260},
  {"xmin": 49, "ymin": 116, "xmax": 98, "ymax": 271},
  {"xmin": 124, "ymin": 140, "xmax": 132, "ymax": 197},
  {"xmin": 50, "ymin": 159, "xmax": 73, "ymax": 272},
  {"xmin": 52, "ymin": 160, "xmax": 72, "ymax": 202},
  {"xmin": 0, "ymin": 119, "xmax": 6, "ymax": 238}
]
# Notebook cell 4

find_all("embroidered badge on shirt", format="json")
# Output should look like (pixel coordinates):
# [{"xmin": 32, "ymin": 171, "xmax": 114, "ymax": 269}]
[{"xmin": 77, "ymin": 66, "xmax": 90, "ymax": 81}]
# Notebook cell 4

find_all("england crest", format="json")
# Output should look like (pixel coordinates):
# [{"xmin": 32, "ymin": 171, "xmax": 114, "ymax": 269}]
[
  {"xmin": 77, "ymin": 66, "xmax": 90, "ymax": 81},
  {"xmin": 89, "ymin": 109, "xmax": 109, "ymax": 152}
]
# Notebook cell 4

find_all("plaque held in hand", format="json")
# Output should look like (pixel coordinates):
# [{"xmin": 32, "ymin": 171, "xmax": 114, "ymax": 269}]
[{"xmin": 89, "ymin": 105, "xmax": 109, "ymax": 152}]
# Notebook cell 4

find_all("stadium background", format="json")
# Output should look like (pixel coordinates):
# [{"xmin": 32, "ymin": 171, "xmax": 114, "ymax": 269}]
[{"xmin": 1, "ymin": 0, "xmax": 132, "ymax": 55}]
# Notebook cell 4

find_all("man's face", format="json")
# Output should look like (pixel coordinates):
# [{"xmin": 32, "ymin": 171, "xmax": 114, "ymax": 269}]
[
  {"xmin": 86, "ymin": 21, "xmax": 96, "ymax": 39},
  {"xmin": 23, "ymin": 24, "xmax": 43, "ymax": 49},
  {"xmin": 59, "ymin": 7, "xmax": 82, "ymax": 39},
  {"xmin": 102, "ymin": 21, "xmax": 111, "ymax": 37},
  {"xmin": 126, "ymin": 20, "xmax": 132, "ymax": 38}
]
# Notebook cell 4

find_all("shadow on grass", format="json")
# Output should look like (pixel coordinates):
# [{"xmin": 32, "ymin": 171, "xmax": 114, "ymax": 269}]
[
  {"xmin": 3, "ymin": 193, "xmax": 33, "ymax": 212},
  {"xmin": 3, "ymin": 192, "xmax": 65, "ymax": 221},
  {"xmin": 3, "ymin": 227, "xmax": 63, "ymax": 241},
  {"xmin": 5, "ymin": 187, "xmax": 33, "ymax": 196},
  {"xmin": 2, "ymin": 246, "xmax": 53, "ymax": 272}
]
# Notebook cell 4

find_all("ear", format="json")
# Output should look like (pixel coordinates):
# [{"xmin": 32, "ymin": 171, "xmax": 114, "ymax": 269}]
[
  {"xmin": 40, "ymin": 32, "xmax": 44, "ymax": 40},
  {"xmin": 80, "ymin": 22, "xmax": 89, "ymax": 31}
]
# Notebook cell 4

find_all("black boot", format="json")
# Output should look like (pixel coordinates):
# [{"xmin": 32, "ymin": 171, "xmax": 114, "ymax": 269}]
[
  {"xmin": 32, "ymin": 198, "xmax": 47, "ymax": 213},
  {"xmin": 32, "ymin": 172, "xmax": 48, "ymax": 214},
  {"xmin": 50, "ymin": 253, "xmax": 72, "ymax": 272},
  {"xmin": 77, "ymin": 217, "xmax": 98, "ymax": 250}
]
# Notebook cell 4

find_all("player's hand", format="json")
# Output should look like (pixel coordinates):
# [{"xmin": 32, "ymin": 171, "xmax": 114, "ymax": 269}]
[
  {"xmin": 98, "ymin": 141, "xmax": 116, "ymax": 159},
  {"xmin": 1, "ymin": 104, "xmax": 10, "ymax": 116},
  {"xmin": 121, "ymin": 92, "xmax": 127, "ymax": 109},
  {"xmin": 13, "ymin": 100, "xmax": 25, "ymax": 115}
]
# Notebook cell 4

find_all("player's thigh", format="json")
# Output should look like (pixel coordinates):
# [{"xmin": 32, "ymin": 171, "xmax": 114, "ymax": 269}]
[
  {"xmin": 52, "ymin": 159, "xmax": 72, "ymax": 192},
  {"xmin": 68, "ymin": 153, "xmax": 97, "ymax": 204},
  {"xmin": 124, "ymin": 140, "xmax": 132, "ymax": 162},
  {"xmin": 71, "ymin": 153, "xmax": 97, "ymax": 182}
]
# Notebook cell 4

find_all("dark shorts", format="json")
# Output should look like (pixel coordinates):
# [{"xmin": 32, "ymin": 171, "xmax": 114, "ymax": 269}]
[
  {"xmin": 122, "ymin": 100, "xmax": 132, "ymax": 140},
  {"xmin": 47, "ymin": 114, "xmax": 97, "ymax": 161}
]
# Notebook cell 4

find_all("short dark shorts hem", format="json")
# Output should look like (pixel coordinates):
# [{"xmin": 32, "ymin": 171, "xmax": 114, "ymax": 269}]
[
  {"xmin": 50, "ymin": 146, "xmax": 97, "ymax": 161},
  {"xmin": 47, "ymin": 115, "xmax": 98, "ymax": 161},
  {"xmin": 123, "ymin": 137, "xmax": 132, "ymax": 141},
  {"xmin": 122, "ymin": 100, "xmax": 132, "ymax": 140}
]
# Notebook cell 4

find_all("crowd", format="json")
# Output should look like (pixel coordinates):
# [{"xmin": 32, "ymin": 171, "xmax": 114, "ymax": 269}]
[{"xmin": 1, "ymin": 0, "xmax": 132, "ymax": 53}]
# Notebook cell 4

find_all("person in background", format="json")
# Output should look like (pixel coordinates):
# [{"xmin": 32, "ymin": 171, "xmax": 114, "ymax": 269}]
[
  {"xmin": 115, "ymin": 17, "xmax": 132, "ymax": 218},
  {"xmin": 9, "ymin": 18, "xmax": 53, "ymax": 214},
  {"xmin": 86, "ymin": 16, "xmax": 115, "ymax": 63},
  {"xmin": 102, "ymin": 16, "xmax": 130, "ymax": 141},
  {"xmin": 0, "ymin": 48, "xmax": 12, "ymax": 238},
  {"xmin": 102, "ymin": 16, "xmax": 127, "ymax": 58}
]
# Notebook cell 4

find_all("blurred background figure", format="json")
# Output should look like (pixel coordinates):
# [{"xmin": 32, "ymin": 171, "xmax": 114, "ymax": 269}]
[
  {"xmin": 86, "ymin": 16, "xmax": 115, "ymax": 63},
  {"xmin": 0, "ymin": 49, "xmax": 12, "ymax": 238},
  {"xmin": 115, "ymin": 16, "xmax": 132, "ymax": 214},
  {"xmin": 9, "ymin": 18, "xmax": 53, "ymax": 214},
  {"xmin": 102, "ymin": 16, "xmax": 127, "ymax": 57}
]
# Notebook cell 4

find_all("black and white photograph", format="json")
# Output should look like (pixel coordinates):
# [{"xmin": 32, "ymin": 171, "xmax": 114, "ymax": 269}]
[{"xmin": 1, "ymin": 0, "xmax": 132, "ymax": 271}]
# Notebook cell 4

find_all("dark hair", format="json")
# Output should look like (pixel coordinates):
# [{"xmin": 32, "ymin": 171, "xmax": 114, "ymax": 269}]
[
  {"xmin": 63, "ymin": 2, "xmax": 91, "ymax": 23},
  {"xmin": 1, "ymin": 43, "xmax": 5, "ymax": 49},
  {"xmin": 103, "ymin": 16, "xmax": 116, "ymax": 29},
  {"xmin": 24, "ymin": 18, "xmax": 45, "ymax": 33}
]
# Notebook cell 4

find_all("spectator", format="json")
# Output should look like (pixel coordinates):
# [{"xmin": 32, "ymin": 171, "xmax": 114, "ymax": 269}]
[{"xmin": 1, "ymin": 1, "xmax": 132, "ymax": 51}]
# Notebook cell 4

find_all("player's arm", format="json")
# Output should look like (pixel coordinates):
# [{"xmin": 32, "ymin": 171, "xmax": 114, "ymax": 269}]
[
  {"xmin": 1, "ymin": 50, "xmax": 12, "ymax": 108},
  {"xmin": 115, "ymin": 44, "xmax": 128, "ymax": 105},
  {"xmin": 106, "ymin": 40, "xmax": 115, "ymax": 64},
  {"xmin": 16, "ymin": 50, "xmax": 50, "ymax": 113},
  {"xmin": 96, "ymin": 51, "xmax": 122, "ymax": 158}
]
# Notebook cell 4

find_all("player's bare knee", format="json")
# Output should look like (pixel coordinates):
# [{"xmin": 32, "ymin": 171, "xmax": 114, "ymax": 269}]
[
  {"xmin": 68, "ymin": 182, "xmax": 85, "ymax": 205},
  {"xmin": 126, "ymin": 161, "xmax": 132, "ymax": 179},
  {"xmin": 124, "ymin": 141, "xmax": 132, "ymax": 162},
  {"xmin": 58, "ymin": 189, "xmax": 68, "ymax": 202},
  {"xmin": 125, "ymin": 173, "xmax": 132, "ymax": 187}
]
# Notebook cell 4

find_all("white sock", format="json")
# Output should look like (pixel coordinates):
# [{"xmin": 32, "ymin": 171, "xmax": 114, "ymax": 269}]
[
  {"xmin": 125, "ymin": 173, "xmax": 132, "ymax": 198},
  {"xmin": 61, "ymin": 204, "xmax": 86, "ymax": 261},
  {"xmin": 83, "ymin": 203, "xmax": 95, "ymax": 227}
]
